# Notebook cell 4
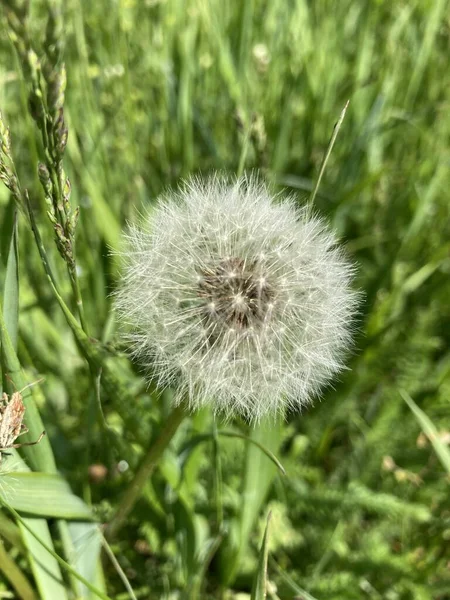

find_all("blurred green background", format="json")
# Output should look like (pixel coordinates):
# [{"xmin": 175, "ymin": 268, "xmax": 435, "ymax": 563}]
[{"xmin": 0, "ymin": 0, "xmax": 449, "ymax": 598}]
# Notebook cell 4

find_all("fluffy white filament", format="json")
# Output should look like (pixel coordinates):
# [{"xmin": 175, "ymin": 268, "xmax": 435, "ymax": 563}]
[{"xmin": 115, "ymin": 175, "xmax": 358, "ymax": 421}]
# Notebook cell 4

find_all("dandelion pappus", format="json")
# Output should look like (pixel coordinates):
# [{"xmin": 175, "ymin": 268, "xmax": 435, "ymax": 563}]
[{"xmin": 115, "ymin": 175, "xmax": 359, "ymax": 422}]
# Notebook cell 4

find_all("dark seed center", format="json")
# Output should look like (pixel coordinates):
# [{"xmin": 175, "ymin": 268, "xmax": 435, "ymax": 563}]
[{"xmin": 197, "ymin": 257, "xmax": 274, "ymax": 333}]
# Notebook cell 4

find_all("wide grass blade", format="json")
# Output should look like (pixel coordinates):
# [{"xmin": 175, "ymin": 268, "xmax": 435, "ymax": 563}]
[
  {"xmin": 1, "ymin": 201, "xmax": 19, "ymax": 351},
  {"xmin": 19, "ymin": 517, "xmax": 68, "ymax": 600},
  {"xmin": 1, "ymin": 497, "xmax": 112, "ymax": 600},
  {"xmin": 0, "ymin": 472, "xmax": 95, "ymax": 519},
  {"xmin": 219, "ymin": 418, "xmax": 283, "ymax": 584},
  {"xmin": 66, "ymin": 522, "xmax": 105, "ymax": 599}
]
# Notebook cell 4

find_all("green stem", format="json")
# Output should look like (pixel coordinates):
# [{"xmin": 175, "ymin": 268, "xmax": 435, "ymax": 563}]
[
  {"xmin": 101, "ymin": 536, "xmax": 138, "ymax": 600},
  {"xmin": 237, "ymin": 119, "xmax": 251, "ymax": 178},
  {"xmin": 105, "ymin": 403, "xmax": 187, "ymax": 539},
  {"xmin": 212, "ymin": 422, "xmax": 224, "ymax": 532},
  {"xmin": 69, "ymin": 264, "xmax": 88, "ymax": 333},
  {"xmin": 24, "ymin": 191, "xmax": 86, "ymax": 338},
  {"xmin": 25, "ymin": 195, "xmax": 152, "ymax": 444}
]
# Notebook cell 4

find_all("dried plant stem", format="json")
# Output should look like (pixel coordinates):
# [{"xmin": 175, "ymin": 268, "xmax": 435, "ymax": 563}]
[{"xmin": 105, "ymin": 403, "xmax": 186, "ymax": 539}]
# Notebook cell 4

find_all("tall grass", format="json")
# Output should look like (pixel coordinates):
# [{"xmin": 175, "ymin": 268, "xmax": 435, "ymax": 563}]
[{"xmin": 0, "ymin": 1, "xmax": 449, "ymax": 598}]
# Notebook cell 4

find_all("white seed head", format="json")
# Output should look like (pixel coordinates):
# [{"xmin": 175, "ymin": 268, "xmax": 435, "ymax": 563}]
[{"xmin": 115, "ymin": 175, "xmax": 358, "ymax": 422}]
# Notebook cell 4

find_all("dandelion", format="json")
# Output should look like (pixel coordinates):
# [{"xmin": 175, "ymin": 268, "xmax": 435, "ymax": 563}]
[{"xmin": 115, "ymin": 175, "xmax": 358, "ymax": 422}]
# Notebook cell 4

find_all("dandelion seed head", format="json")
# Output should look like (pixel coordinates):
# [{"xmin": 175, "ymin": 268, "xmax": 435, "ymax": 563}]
[{"xmin": 115, "ymin": 175, "xmax": 358, "ymax": 422}]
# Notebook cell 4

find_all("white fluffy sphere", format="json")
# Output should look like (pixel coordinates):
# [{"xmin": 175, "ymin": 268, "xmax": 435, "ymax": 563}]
[{"xmin": 115, "ymin": 175, "xmax": 358, "ymax": 421}]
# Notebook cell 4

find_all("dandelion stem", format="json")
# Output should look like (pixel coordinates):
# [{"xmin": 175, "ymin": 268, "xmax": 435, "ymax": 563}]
[{"xmin": 105, "ymin": 402, "xmax": 186, "ymax": 539}]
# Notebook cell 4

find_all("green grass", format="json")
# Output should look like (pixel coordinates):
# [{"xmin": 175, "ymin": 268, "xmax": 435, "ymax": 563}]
[{"xmin": 0, "ymin": 0, "xmax": 449, "ymax": 598}]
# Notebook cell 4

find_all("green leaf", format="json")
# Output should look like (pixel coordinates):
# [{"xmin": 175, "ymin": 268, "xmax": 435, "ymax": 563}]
[
  {"xmin": 3, "ymin": 205, "xmax": 19, "ymax": 351},
  {"xmin": 405, "ymin": 0, "xmax": 448, "ymax": 105},
  {"xmin": 0, "ymin": 291, "xmax": 102, "ymax": 598},
  {"xmin": 19, "ymin": 517, "xmax": 69, "ymax": 600},
  {"xmin": 183, "ymin": 533, "xmax": 223, "ymax": 600},
  {"xmin": 0, "ymin": 303, "xmax": 56, "ymax": 472},
  {"xmin": 0, "ymin": 197, "xmax": 18, "ymax": 397},
  {"xmin": 251, "ymin": 512, "xmax": 272, "ymax": 600},
  {"xmin": 0, "ymin": 472, "xmax": 94, "ymax": 520},
  {"xmin": 0, "ymin": 196, "xmax": 16, "ymax": 269},
  {"xmin": 1, "ymin": 498, "xmax": 111, "ymax": 600},
  {"xmin": 270, "ymin": 558, "xmax": 319, "ymax": 600},
  {"xmin": 0, "ymin": 537, "xmax": 37, "ymax": 600},
  {"xmin": 219, "ymin": 417, "xmax": 283, "ymax": 584},
  {"xmin": 1, "ymin": 254, "xmax": 70, "ymax": 599},
  {"xmin": 0, "ymin": 508, "xmax": 26, "ymax": 551},
  {"xmin": 66, "ymin": 522, "xmax": 105, "ymax": 598},
  {"xmin": 401, "ymin": 390, "xmax": 450, "ymax": 474},
  {"xmin": 218, "ymin": 430, "xmax": 286, "ymax": 475}
]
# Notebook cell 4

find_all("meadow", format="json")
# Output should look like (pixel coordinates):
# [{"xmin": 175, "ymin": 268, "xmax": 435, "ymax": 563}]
[{"xmin": 0, "ymin": 0, "xmax": 449, "ymax": 598}]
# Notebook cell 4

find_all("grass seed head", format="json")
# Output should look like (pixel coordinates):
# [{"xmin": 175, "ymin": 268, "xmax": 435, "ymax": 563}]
[{"xmin": 115, "ymin": 175, "xmax": 358, "ymax": 422}]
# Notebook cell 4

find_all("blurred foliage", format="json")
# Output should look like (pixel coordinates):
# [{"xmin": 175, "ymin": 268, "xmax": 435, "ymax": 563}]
[{"xmin": 0, "ymin": 0, "xmax": 449, "ymax": 598}]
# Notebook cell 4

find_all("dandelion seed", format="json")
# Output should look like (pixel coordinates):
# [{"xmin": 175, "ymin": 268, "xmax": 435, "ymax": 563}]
[{"xmin": 115, "ymin": 175, "xmax": 358, "ymax": 422}]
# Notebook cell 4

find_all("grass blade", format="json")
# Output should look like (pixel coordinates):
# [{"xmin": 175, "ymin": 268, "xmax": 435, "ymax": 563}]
[
  {"xmin": 1, "ymin": 497, "xmax": 112, "ymax": 600},
  {"xmin": 2, "ymin": 201, "xmax": 19, "ymax": 351},
  {"xmin": 270, "ymin": 557, "xmax": 319, "ymax": 600},
  {"xmin": 0, "ymin": 509, "xmax": 25, "ymax": 551},
  {"xmin": 308, "ymin": 100, "xmax": 349, "ymax": 210},
  {"xmin": 0, "ymin": 471, "xmax": 94, "ymax": 519},
  {"xmin": 401, "ymin": 390, "xmax": 450, "ymax": 474},
  {"xmin": 0, "ymin": 228, "xmax": 70, "ymax": 598},
  {"xmin": 20, "ymin": 517, "xmax": 68, "ymax": 600},
  {"xmin": 251, "ymin": 511, "xmax": 272, "ymax": 600},
  {"xmin": 67, "ymin": 522, "xmax": 106, "ymax": 599},
  {"xmin": 0, "ymin": 537, "xmax": 37, "ymax": 600},
  {"xmin": 219, "ymin": 418, "xmax": 283, "ymax": 584},
  {"xmin": 218, "ymin": 430, "xmax": 286, "ymax": 475}
]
